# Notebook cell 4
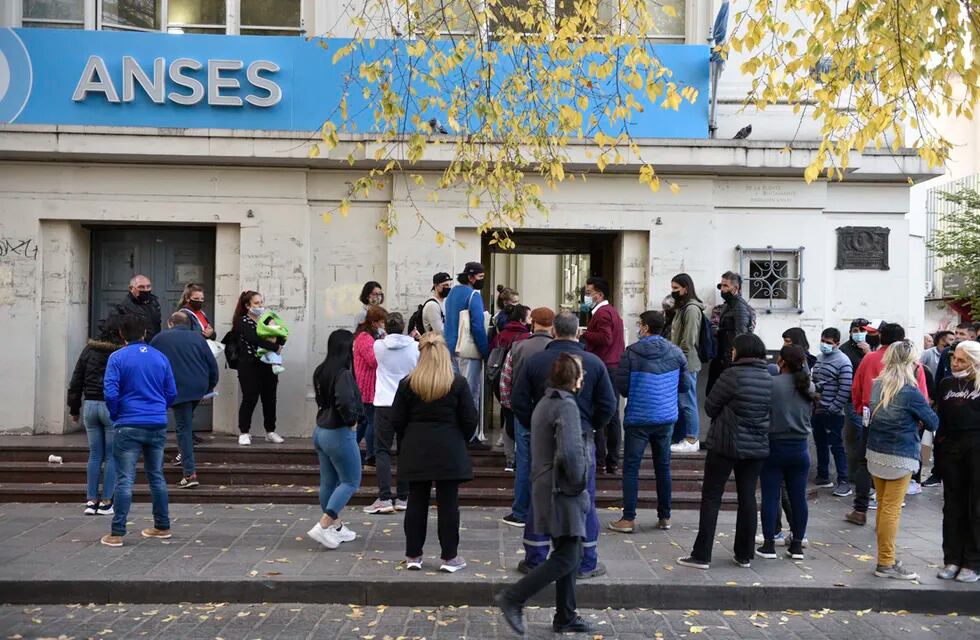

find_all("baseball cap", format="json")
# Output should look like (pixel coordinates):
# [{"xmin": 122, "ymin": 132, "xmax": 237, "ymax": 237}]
[
  {"xmin": 431, "ymin": 272, "xmax": 452, "ymax": 289},
  {"xmin": 850, "ymin": 317, "xmax": 871, "ymax": 330},
  {"xmin": 458, "ymin": 262, "xmax": 485, "ymax": 278},
  {"xmin": 530, "ymin": 307, "xmax": 555, "ymax": 327}
]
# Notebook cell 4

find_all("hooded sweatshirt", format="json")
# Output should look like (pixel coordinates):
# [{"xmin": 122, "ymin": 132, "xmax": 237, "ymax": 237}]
[
  {"xmin": 670, "ymin": 299, "xmax": 707, "ymax": 373},
  {"xmin": 373, "ymin": 333, "xmax": 420, "ymax": 407}
]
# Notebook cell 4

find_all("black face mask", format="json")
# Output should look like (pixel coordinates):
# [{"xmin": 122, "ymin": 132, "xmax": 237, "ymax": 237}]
[
  {"xmin": 136, "ymin": 291, "xmax": 152, "ymax": 303},
  {"xmin": 670, "ymin": 291, "xmax": 682, "ymax": 301},
  {"xmin": 188, "ymin": 300, "xmax": 204, "ymax": 311},
  {"xmin": 721, "ymin": 291, "xmax": 736, "ymax": 303},
  {"xmin": 436, "ymin": 286, "xmax": 450, "ymax": 299},
  {"xmin": 472, "ymin": 279, "xmax": 485, "ymax": 291}
]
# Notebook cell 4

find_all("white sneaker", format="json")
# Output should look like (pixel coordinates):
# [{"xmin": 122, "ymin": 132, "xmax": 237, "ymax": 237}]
[
  {"xmin": 363, "ymin": 499, "xmax": 395, "ymax": 514},
  {"xmin": 239, "ymin": 433, "xmax": 252, "ymax": 446},
  {"xmin": 395, "ymin": 499, "xmax": 408, "ymax": 511},
  {"xmin": 670, "ymin": 439, "xmax": 700, "ymax": 453},
  {"xmin": 334, "ymin": 523, "xmax": 357, "ymax": 543},
  {"xmin": 307, "ymin": 524, "xmax": 341, "ymax": 549},
  {"xmin": 906, "ymin": 480, "xmax": 922, "ymax": 496},
  {"xmin": 265, "ymin": 431, "xmax": 284, "ymax": 444}
]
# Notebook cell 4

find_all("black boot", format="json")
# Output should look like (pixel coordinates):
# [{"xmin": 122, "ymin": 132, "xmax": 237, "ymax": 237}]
[
  {"xmin": 495, "ymin": 591, "xmax": 525, "ymax": 636},
  {"xmin": 553, "ymin": 615, "xmax": 593, "ymax": 634}
]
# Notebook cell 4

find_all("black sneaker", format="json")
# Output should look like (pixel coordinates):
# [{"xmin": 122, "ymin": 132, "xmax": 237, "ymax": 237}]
[
  {"xmin": 677, "ymin": 556, "xmax": 709, "ymax": 570},
  {"xmin": 516, "ymin": 559, "xmax": 533, "ymax": 575},
  {"xmin": 786, "ymin": 541, "xmax": 805, "ymax": 560},
  {"xmin": 733, "ymin": 556, "xmax": 752, "ymax": 568},
  {"xmin": 922, "ymin": 475, "xmax": 942, "ymax": 487},
  {"xmin": 84, "ymin": 500, "xmax": 98, "ymax": 516},
  {"xmin": 171, "ymin": 452, "xmax": 182, "ymax": 467},
  {"xmin": 813, "ymin": 477, "xmax": 834, "ymax": 488},
  {"xmin": 553, "ymin": 615, "xmax": 594, "ymax": 634},
  {"xmin": 500, "ymin": 513, "xmax": 525, "ymax": 528},
  {"xmin": 756, "ymin": 540, "xmax": 777, "ymax": 559}
]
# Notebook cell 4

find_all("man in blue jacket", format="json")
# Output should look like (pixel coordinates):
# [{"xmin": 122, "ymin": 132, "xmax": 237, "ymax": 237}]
[
  {"xmin": 512, "ymin": 312, "xmax": 616, "ymax": 579},
  {"xmin": 101, "ymin": 314, "xmax": 177, "ymax": 547},
  {"xmin": 151, "ymin": 312, "xmax": 219, "ymax": 489},
  {"xmin": 607, "ymin": 310, "xmax": 689, "ymax": 534},
  {"xmin": 443, "ymin": 262, "xmax": 490, "ymax": 445}
]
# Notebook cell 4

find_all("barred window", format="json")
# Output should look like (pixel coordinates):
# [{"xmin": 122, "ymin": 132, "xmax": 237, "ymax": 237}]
[{"xmin": 737, "ymin": 246, "xmax": 804, "ymax": 314}]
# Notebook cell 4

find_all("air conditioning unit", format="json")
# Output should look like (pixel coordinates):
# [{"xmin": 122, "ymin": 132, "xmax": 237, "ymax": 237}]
[{"xmin": 925, "ymin": 280, "xmax": 934, "ymax": 296}]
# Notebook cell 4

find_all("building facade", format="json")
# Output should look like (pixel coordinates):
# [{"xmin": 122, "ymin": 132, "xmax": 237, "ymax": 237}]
[{"xmin": 0, "ymin": 1, "xmax": 937, "ymax": 436}]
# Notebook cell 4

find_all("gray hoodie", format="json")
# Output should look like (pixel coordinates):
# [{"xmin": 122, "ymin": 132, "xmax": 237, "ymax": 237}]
[{"xmin": 373, "ymin": 334, "xmax": 419, "ymax": 407}]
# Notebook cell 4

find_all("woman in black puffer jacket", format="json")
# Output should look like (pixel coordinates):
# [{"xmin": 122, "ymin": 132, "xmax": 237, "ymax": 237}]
[
  {"xmin": 67, "ymin": 316, "xmax": 124, "ymax": 517},
  {"xmin": 678, "ymin": 333, "xmax": 773, "ymax": 570}
]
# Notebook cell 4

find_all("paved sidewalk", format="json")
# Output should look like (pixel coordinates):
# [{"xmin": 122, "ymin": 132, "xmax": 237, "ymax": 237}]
[
  {"xmin": 0, "ymin": 490, "xmax": 975, "ymax": 613},
  {"xmin": 1, "ymin": 603, "xmax": 976, "ymax": 639}
]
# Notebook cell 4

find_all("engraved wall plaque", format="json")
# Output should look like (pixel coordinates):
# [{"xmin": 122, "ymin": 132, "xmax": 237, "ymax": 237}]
[{"xmin": 836, "ymin": 226, "xmax": 890, "ymax": 270}]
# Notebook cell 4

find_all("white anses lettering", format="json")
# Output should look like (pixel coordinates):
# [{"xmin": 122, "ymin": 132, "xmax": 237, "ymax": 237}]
[{"xmin": 72, "ymin": 55, "xmax": 282, "ymax": 108}]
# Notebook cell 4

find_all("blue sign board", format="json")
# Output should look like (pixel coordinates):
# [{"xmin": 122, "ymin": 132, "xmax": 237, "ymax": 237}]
[{"xmin": 0, "ymin": 28, "xmax": 708, "ymax": 137}]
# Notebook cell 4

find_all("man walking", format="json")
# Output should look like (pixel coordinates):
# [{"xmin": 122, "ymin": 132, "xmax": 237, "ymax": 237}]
[
  {"xmin": 581, "ymin": 276, "xmax": 625, "ymax": 474},
  {"xmin": 499, "ymin": 307, "xmax": 555, "ymax": 527},
  {"xmin": 150, "ymin": 312, "xmax": 219, "ymax": 489},
  {"xmin": 100, "ymin": 315, "xmax": 177, "ymax": 547},
  {"xmin": 512, "ymin": 312, "xmax": 616, "ymax": 579},
  {"xmin": 707, "ymin": 271, "xmax": 753, "ymax": 395},
  {"xmin": 608, "ymin": 311, "xmax": 689, "ymax": 533},
  {"xmin": 364, "ymin": 312, "xmax": 418, "ymax": 514},
  {"xmin": 811, "ymin": 327, "xmax": 854, "ymax": 497},
  {"xmin": 443, "ymin": 262, "xmax": 490, "ymax": 444},
  {"xmin": 114, "ymin": 274, "xmax": 163, "ymax": 340}
]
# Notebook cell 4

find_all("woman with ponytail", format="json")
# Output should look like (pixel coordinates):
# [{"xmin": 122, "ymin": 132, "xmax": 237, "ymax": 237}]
[
  {"xmin": 866, "ymin": 340, "xmax": 939, "ymax": 581},
  {"xmin": 757, "ymin": 345, "xmax": 815, "ymax": 561}
]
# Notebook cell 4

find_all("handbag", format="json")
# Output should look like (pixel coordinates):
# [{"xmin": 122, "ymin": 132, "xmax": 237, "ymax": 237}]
[
  {"xmin": 455, "ymin": 290, "xmax": 489, "ymax": 360},
  {"xmin": 220, "ymin": 330, "xmax": 240, "ymax": 370}
]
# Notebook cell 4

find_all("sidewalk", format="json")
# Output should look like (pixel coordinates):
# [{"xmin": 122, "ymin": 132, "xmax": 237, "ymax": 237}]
[{"xmin": 0, "ymin": 490, "xmax": 975, "ymax": 614}]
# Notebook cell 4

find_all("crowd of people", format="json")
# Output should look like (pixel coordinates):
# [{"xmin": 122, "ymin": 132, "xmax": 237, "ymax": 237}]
[{"xmin": 66, "ymin": 266, "xmax": 980, "ymax": 636}]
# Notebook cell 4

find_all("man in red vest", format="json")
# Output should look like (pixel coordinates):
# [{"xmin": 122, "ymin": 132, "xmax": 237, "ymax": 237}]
[{"xmin": 582, "ymin": 276, "xmax": 626, "ymax": 474}]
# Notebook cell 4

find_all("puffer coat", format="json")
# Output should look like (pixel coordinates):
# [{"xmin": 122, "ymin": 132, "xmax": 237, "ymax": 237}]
[{"xmin": 704, "ymin": 358, "xmax": 773, "ymax": 459}]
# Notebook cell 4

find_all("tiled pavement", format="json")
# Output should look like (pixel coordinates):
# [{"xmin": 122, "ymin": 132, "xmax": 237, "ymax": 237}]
[
  {"xmin": 0, "ymin": 489, "xmax": 975, "ymax": 612},
  {"xmin": 0, "ymin": 602, "xmax": 976, "ymax": 639}
]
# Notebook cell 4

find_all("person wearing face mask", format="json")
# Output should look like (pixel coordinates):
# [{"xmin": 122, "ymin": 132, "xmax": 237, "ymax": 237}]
[
  {"xmin": 113, "ymin": 274, "xmax": 163, "ymax": 340},
  {"xmin": 669, "ymin": 273, "xmax": 707, "ymax": 453},
  {"xmin": 706, "ymin": 271, "xmax": 754, "ymax": 397},
  {"xmin": 581, "ymin": 276, "xmax": 626, "ymax": 475},
  {"xmin": 422, "ymin": 272, "xmax": 453, "ymax": 336},
  {"xmin": 353, "ymin": 305, "xmax": 388, "ymax": 466},
  {"xmin": 177, "ymin": 283, "xmax": 215, "ymax": 340},
  {"xmin": 841, "ymin": 318, "xmax": 873, "ymax": 371},
  {"xmin": 935, "ymin": 341, "xmax": 980, "ymax": 583},
  {"xmin": 233, "ymin": 290, "xmax": 286, "ymax": 446},
  {"xmin": 354, "ymin": 281, "xmax": 385, "ymax": 328},
  {"xmin": 811, "ymin": 328, "xmax": 854, "ymax": 498},
  {"xmin": 443, "ymin": 262, "xmax": 491, "ymax": 445}
]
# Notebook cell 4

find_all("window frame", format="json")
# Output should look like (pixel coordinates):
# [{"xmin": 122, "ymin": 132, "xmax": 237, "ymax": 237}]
[
  {"xmin": 21, "ymin": 0, "xmax": 86, "ymax": 29},
  {"xmin": 737, "ymin": 245, "xmax": 806, "ymax": 314}
]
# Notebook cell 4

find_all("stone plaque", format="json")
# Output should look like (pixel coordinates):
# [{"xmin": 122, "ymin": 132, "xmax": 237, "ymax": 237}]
[{"xmin": 836, "ymin": 226, "xmax": 890, "ymax": 270}]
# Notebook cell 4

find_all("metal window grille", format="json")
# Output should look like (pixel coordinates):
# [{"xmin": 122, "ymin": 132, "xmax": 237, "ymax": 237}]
[{"xmin": 736, "ymin": 245, "xmax": 804, "ymax": 314}]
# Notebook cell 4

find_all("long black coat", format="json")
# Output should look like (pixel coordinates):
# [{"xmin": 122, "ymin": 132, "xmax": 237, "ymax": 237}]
[
  {"xmin": 704, "ymin": 358, "xmax": 773, "ymax": 460},
  {"xmin": 389, "ymin": 375, "xmax": 478, "ymax": 482}
]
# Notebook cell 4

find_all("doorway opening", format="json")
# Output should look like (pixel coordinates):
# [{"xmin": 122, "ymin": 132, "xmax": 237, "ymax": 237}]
[{"xmin": 89, "ymin": 226, "xmax": 217, "ymax": 431}]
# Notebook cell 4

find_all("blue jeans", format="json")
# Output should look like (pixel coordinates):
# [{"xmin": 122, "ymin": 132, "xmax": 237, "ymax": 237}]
[
  {"xmin": 111, "ymin": 425, "xmax": 170, "ymax": 536},
  {"xmin": 675, "ymin": 372, "xmax": 699, "ymax": 440},
  {"xmin": 511, "ymin": 417, "xmax": 531, "ymax": 520},
  {"xmin": 622, "ymin": 424, "xmax": 673, "ymax": 521},
  {"xmin": 760, "ymin": 438, "xmax": 810, "ymax": 542},
  {"xmin": 314, "ymin": 426, "xmax": 362, "ymax": 519},
  {"xmin": 524, "ymin": 438, "xmax": 600, "ymax": 574},
  {"xmin": 356, "ymin": 403, "xmax": 375, "ymax": 459},
  {"xmin": 457, "ymin": 357, "xmax": 484, "ymax": 440},
  {"xmin": 812, "ymin": 411, "xmax": 848, "ymax": 483},
  {"xmin": 83, "ymin": 400, "xmax": 115, "ymax": 501},
  {"xmin": 171, "ymin": 401, "xmax": 199, "ymax": 478}
]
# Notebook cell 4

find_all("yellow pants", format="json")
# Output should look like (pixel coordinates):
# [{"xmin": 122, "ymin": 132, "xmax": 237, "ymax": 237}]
[{"xmin": 872, "ymin": 473, "xmax": 912, "ymax": 567}]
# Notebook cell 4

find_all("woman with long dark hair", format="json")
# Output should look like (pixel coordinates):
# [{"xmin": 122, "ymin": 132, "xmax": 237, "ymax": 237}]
[
  {"xmin": 782, "ymin": 327, "xmax": 816, "ymax": 369},
  {"xmin": 307, "ymin": 329, "xmax": 364, "ymax": 549},
  {"xmin": 496, "ymin": 352, "xmax": 593, "ymax": 636},
  {"xmin": 757, "ymin": 345, "xmax": 814, "ymax": 561},
  {"xmin": 669, "ymin": 273, "xmax": 706, "ymax": 452},
  {"xmin": 354, "ymin": 281, "xmax": 384, "ymax": 327},
  {"xmin": 233, "ymin": 290, "xmax": 285, "ymax": 446},
  {"xmin": 678, "ymin": 333, "xmax": 773, "ymax": 570}
]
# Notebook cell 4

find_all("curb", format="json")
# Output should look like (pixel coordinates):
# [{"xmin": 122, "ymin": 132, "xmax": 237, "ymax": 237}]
[{"xmin": 1, "ymin": 579, "xmax": 975, "ymax": 614}]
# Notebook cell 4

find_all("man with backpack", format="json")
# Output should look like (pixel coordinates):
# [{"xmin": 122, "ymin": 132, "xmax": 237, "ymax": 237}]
[
  {"xmin": 707, "ymin": 271, "xmax": 754, "ymax": 396},
  {"xmin": 668, "ymin": 274, "xmax": 711, "ymax": 453},
  {"xmin": 408, "ymin": 272, "xmax": 452, "ymax": 338}
]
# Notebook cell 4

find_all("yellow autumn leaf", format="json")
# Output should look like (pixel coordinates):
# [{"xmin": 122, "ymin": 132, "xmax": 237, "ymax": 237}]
[
  {"xmin": 670, "ymin": 182, "xmax": 680, "ymax": 195},
  {"xmin": 339, "ymin": 200, "xmax": 350, "ymax": 217},
  {"xmin": 435, "ymin": 231, "xmax": 445, "ymax": 246},
  {"xmin": 322, "ymin": 212, "xmax": 333, "ymax": 224}
]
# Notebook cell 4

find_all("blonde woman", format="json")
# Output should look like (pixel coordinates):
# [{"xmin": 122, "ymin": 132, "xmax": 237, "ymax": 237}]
[
  {"xmin": 389, "ymin": 333, "xmax": 478, "ymax": 573},
  {"xmin": 936, "ymin": 341, "xmax": 980, "ymax": 583},
  {"xmin": 867, "ymin": 340, "xmax": 939, "ymax": 580}
]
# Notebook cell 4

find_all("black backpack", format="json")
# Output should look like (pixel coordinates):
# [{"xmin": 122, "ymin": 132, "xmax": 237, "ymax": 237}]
[
  {"xmin": 221, "ymin": 330, "xmax": 240, "ymax": 370},
  {"xmin": 486, "ymin": 344, "xmax": 510, "ymax": 399},
  {"xmin": 407, "ymin": 298, "xmax": 440, "ymax": 336},
  {"xmin": 683, "ymin": 304, "xmax": 718, "ymax": 364}
]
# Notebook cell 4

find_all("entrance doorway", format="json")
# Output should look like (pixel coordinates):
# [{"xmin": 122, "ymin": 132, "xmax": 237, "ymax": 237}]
[{"xmin": 89, "ymin": 226, "xmax": 217, "ymax": 431}]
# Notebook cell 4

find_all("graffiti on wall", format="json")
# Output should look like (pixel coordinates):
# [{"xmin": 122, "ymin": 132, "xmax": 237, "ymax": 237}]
[{"xmin": 0, "ymin": 238, "xmax": 39, "ymax": 260}]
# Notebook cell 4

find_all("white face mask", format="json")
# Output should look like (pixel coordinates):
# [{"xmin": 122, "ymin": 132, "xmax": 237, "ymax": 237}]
[{"xmin": 952, "ymin": 369, "xmax": 971, "ymax": 379}]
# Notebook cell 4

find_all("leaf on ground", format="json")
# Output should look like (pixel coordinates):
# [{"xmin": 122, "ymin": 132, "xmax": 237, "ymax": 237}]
[
  {"xmin": 722, "ymin": 611, "xmax": 736, "ymax": 616},
  {"xmin": 690, "ymin": 626, "xmax": 704, "ymax": 634}
]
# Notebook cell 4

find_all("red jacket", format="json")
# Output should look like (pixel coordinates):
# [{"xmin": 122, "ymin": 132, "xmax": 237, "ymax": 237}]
[
  {"xmin": 490, "ymin": 321, "xmax": 531, "ymax": 352},
  {"xmin": 352, "ymin": 330, "xmax": 379, "ymax": 404},
  {"xmin": 583, "ymin": 302, "xmax": 625, "ymax": 369},
  {"xmin": 851, "ymin": 347, "xmax": 930, "ymax": 414}
]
